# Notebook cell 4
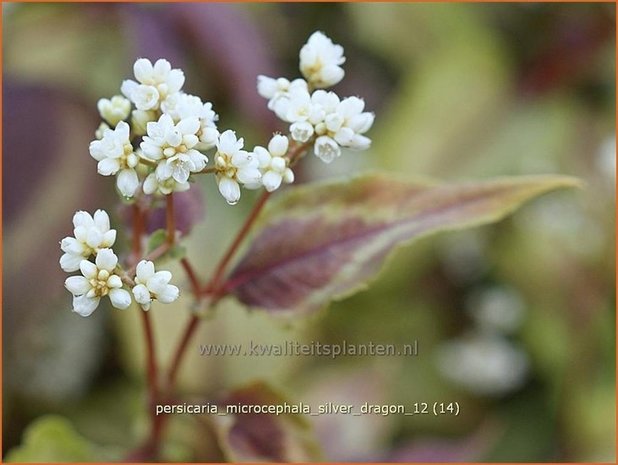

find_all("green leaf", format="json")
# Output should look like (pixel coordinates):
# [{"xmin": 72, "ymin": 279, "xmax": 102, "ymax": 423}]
[
  {"xmin": 225, "ymin": 173, "xmax": 580, "ymax": 314},
  {"xmin": 146, "ymin": 229, "xmax": 167, "ymax": 253},
  {"xmin": 5, "ymin": 415, "xmax": 119, "ymax": 462},
  {"xmin": 146, "ymin": 229, "xmax": 186, "ymax": 261}
]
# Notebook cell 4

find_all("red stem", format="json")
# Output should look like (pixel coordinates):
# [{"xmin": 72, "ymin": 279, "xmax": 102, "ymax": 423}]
[
  {"xmin": 180, "ymin": 257, "xmax": 201, "ymax": 295},
  {"xmin": 166, "ymin": 193, "xmax": 175, "ymax": 245},
  {"xmin": 203, "ymin": 190, "xmax": 272, "ymax": 295},
  {"xmin": 131, "ymin": 203, "xmax": 162, "ymax": 459},
  {"xmin": 165, "ymin": 314, "xmax": 200, "ymax": 394}
]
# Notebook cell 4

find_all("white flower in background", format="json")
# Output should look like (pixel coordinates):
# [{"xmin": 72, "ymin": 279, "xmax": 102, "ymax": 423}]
[
  {"xmin": 435, "ymin": 333, "xmax": 529, "ymax": 396},
  {"xmin": 248, "ymin": 135, "xmax": 294, "ymax": 192},
  {"xmin": 121, "ymin": 58, "xmax": 185, "ymax": 111},
  {"xmin": 65, "ymin": 249, "xmax": 131, "ymax": 317},
  {"xmin": 89, "ymin": 121, "xmax": 140, "ymax": 197},
  {"xmin": 299, "ymin": 31, "xmax": 345, "ymax": 88},
  {"xmin": 97, "ymin": 95, "xmax": 131, "ymax": 126},
  {"xmin": 466, "ymin": 286, "xmax": 525, "ymax": 335},
  {"xmin": 161, "ymin": 93, "xmax": 220, "ymax": 150},
  {"xmin": 60, "ymin": 210, "xmax": 117, "ymax": 272},
  {"xmin": 132, "ymin": 260, "xmax": 179, "ymax": 311},
  {"xmin": 214, "ymin": 130, "xmax": 261, "ymax": 205},
  {"xmin": 140, "ymin": 114, "xmax": 207, "ymax": 185}
]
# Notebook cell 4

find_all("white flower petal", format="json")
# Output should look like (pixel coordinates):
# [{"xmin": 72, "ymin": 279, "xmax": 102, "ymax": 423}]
[
  {"xmin": 134, "ymin": 58, "xmax": 154, "ymax": 83},
  {"xmin": 121, "ymin": 79, "xmax": 138, "ymax": 100},
  {"xmin": 157, "ymin": 284, "xmax": 179, "ymax": 304},
  {"xmin": 218, "ymin": 177, "xmax": 241, "ymax": 205},
  {"xmin": 132, "ymin": 283, "xmax": 152, "ymax": 306},
  {"xmin": 65, "ymin": 276, "xmax": 91, "ymax": 295},
  {"xmin": 252, "ymin": 146, "xmax": 271, "ymax": 169},
  {"xmin": 237, "ymin": 167, "xmax": 261, "ymax": 185},
  {"xmin": 109, "ymin": 288, "xmax": 132, "ymax": 309},
  {"xmin": 136, "ymin": 260, "xmax": 156, "ymax": 282},
  {"xmin": 167, "ymin": 69, "xmax": 185, "ymax": 94},
  {"xmin": 95, "ymin": 248, "xmax": 118, "ymax": 271},
  {"xmin": 97, "ymin": 157, "xmax": 121, "ymax": 176},
  {"xmin": 116, "ymin": 169, "xmax": 140, "ymax": 197},
  {"xmin": 73, "ymin": 211, "xmax": 94, "ymax": 229},
  {"xmin": 60, "ymin": 253, "xmax": 84, "ymax": 272},
  {"xmin": 85, "ymin": 228, "xmax": 103, "ymax": 249},
  {"xmin": 262, "ymin": 171, "xmax": 283, "ymax": 192},
  {"xmin": 143, "ymin": 173, "xmax": 158, "ymax": 194},
  {"xmin": 93, "ymin": 210, "xmax": 110, "ymax": 231},
  {"xmin": 80, "ymin": 260, "xmax": 98, "ymax": 279},
  {"xmin": 217, "ymin": 130, "xmax": 241, "ymax": 154},
  {"xmin": 147, "ymin": 270, "xmax": 172, "ymax": 294},
  {"xmin": 102, "ymin": 230, "xmax": 117, "ymax": 248},
  {"xmin": 267, "ymin": 134, "xmax": 289, "ymax": 157},
  {"xmin": 72, "ymin": 295, "xmax": 100, "ymax": 317},
  {"xmin": 61, "ymin": 237, "xmax": 84, "ymax": 255},
  {"xmin": 314, "ymin": 136, "xmax": 341, "ymax": 163}
]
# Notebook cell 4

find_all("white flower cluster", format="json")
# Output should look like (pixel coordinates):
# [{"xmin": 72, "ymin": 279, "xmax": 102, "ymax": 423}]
[
  {"xmin": 90, "ymin": 58, "xmax": 221, "ymax": 198},
  {"xmin": 89, "ymin": 57, "xmax": 297, "ymax": 204},
  {"xmin": 60, "ymin": 210, "xmax": 179, "ymax": 317},
  {"xmin": 435, "ymin": 285, "xmax": 529, "ymax": 397},
  {"xmin": 88, "ymin": 33, "xmax": 372, "ymax": 204},
  {"xmin": 257, "ymin": 31, "xmax": 374, "ymax": 163}
]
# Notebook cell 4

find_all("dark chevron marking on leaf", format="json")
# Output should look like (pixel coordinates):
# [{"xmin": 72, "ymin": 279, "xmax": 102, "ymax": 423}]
[{"xmin": 225, "ymin": 174, "xmax": 580, "ymax": 314}]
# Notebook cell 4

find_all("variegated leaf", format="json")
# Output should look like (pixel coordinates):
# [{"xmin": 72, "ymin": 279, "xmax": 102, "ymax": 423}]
[{"xmin": 224, "ymin": 174, "xmax": 579, "ymax": 314}]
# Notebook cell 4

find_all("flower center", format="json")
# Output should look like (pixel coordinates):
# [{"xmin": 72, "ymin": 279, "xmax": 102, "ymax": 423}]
[
  {"xmin": 89, "ymin": 269, "xmax": 111, "ymax": 297},
  {"xmin": 215, "ymin": 152, "xmax": 238, "ymax": 179}
]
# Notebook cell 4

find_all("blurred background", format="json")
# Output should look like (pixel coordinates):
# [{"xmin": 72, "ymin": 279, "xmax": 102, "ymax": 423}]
[{"xmin": 3, "ymin": 2, "xmax": 615, "ymax": 462}]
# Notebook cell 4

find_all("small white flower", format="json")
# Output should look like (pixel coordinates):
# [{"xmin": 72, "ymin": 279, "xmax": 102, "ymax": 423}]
[
  {"xmin": 132, "ymin": 260, "xmax": 179, "ymax": 310},
  {"xmin": 314, "ymin": 135, "xmax": 341, "ymax": 163},
  {"xmin": 257, "ymin": 76, "xmax": 309, "ymax": 114},
  {"xmin": 310, "ymin": 94, "xmax": 374, "ymax": 159},
  {"xmin": 290, "ymin": 121, "xmax": 314, "ymax": 143},
  {"xmin": 214, "ymin": 130, "xmax": 261, "ymax": 204},
  {"xmin": 161, "ymin": 93, "xmax": 220, "ymax": 150},
  {"xmin": 140, "ymin": 114, "xmax": 207, "ymax": 184},
  {"xmin": 299, "ymin": 31, "xmax": 345, "ymax": 88},
  {"xmin": 89, "ymin": 121, "xmax": 140, "ymax": 197},
  {"xmin": 248, "ymin": 135, "xmax": 295, "ymax": 192},
  {"xmin": 60, "ymin": 210, "xmax": 117, "ymax": 272},
  {"xmin": 436, "ymin": 333, "xmax": 528, "ymax": 396},
  {"xmin": 97, "ymin": 95, "xmax": 131, "ymax": 126},
  {"xmin": 65, "ymin": 249, "xmax": 131, "ymax": 317},
  {"xmin": 121, "ymin": 58, "xmax": 185, "ymax": 111},
  {"xmin": 143, "ymin": 173, "xmax": 191, "ymax": 196}
]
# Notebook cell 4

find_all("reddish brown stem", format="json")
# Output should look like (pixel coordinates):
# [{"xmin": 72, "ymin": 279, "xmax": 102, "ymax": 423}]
[
  {"xmin": 203, "ymin": 190, "xmax": 272, "ymax": 295},
  {"xmin": 180, "ymin": 257, "xmax": 201, "ymax": 295},
  {"xmin": 166, "ymin": 193, "xmax": 175, "ymax": 245},
  {"xmin": 165, "ymin": 314, "xmax": 200, "ymax": 395},
  {"xmin": 131, "ymin": 204, "xmax": 162, "ymax": 460}
]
